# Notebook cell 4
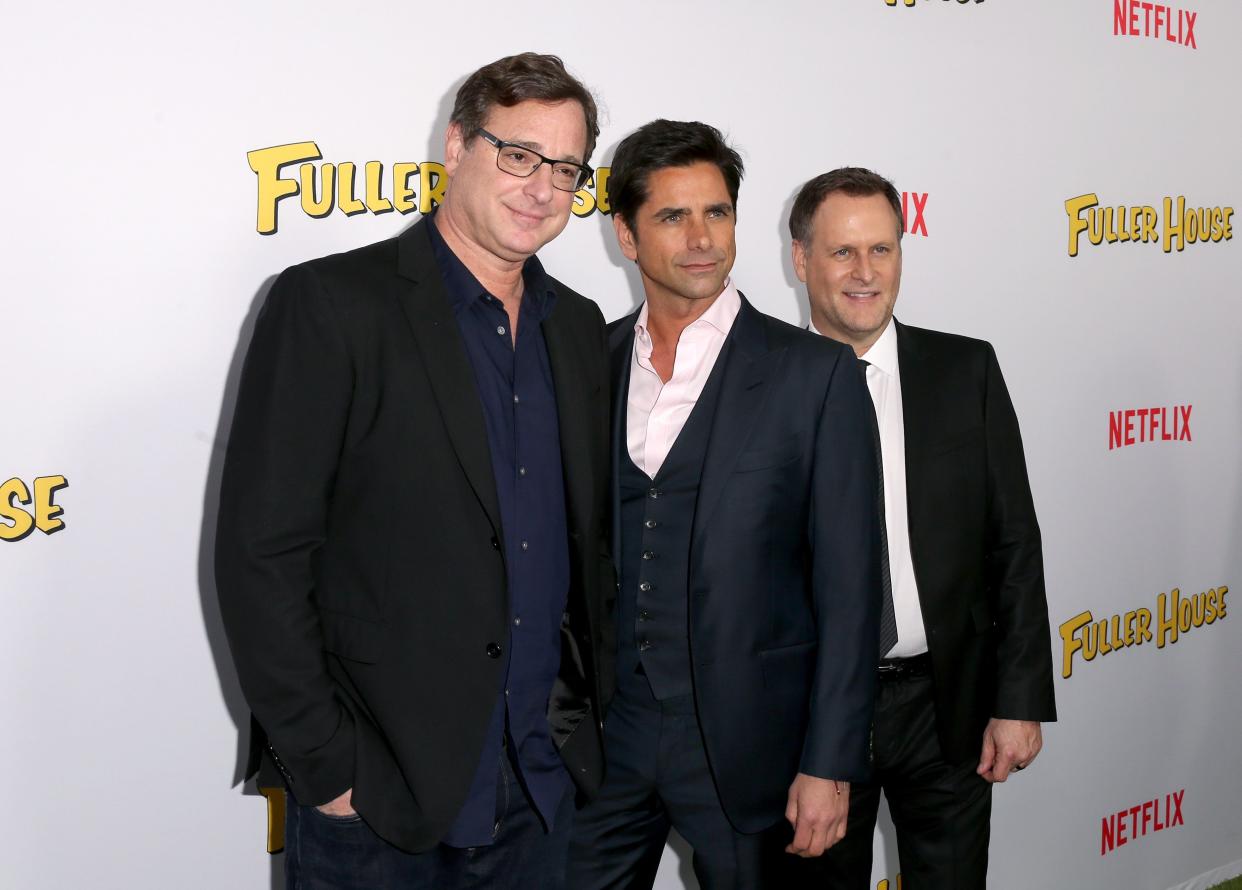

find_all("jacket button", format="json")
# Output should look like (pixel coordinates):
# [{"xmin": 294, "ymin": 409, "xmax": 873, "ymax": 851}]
[
  {"xmin": 641, "ymin": 550, "xmax": 655, "ymax": 561},
  {"xmin": 486, "ymin": 642, "xmax": 503, "ymax": 659},
  {"xmin": 490, "ymin": 536, "xmax": 500, "ymax": 550},
  {"xmin": 639, "ymin": 581, "xmax": 652, "ymax": 592}
]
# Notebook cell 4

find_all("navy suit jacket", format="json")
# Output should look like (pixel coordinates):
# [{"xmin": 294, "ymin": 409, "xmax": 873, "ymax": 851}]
[{"xmin": 607, "ymin": 295, "xmax": 881, "ymax": 832}]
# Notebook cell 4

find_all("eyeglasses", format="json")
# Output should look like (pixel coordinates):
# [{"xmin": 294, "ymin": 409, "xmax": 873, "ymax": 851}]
[{"xmin": 476, "ymin": 128, "xmax": 593, "ymax": 192}]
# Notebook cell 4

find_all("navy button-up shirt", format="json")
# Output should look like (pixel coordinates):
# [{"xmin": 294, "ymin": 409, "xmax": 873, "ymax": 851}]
[{"xmin": 428, "ymin": 214, "xmax": 573, "ymax": 847}]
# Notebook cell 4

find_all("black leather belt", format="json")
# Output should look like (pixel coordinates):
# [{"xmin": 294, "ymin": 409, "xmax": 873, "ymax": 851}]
[{"xmin": 877, "ymin": 652, "xmax": 931, "ymax": 680}]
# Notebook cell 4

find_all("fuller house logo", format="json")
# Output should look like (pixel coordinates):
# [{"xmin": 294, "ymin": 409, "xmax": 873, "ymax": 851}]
[
  {"xmin": 886, "ymin": 0, "xmax": 983, "ymax": 6},
  {"xmin": 1059, "ymin": 584, "xmax": 1228, "ymax": 678},
  {"xmin": 1101, "ymin": 789, "xmax": 1185, "ymax": 856},
  {"xmin": 1108, "ymin": 404, "xmax": 1191, "ymax": 450},
  {"xmin": 0, "ymin": 475, "xmax": 68, "ymax": 542},
  {"xmin": 1065, "ymin": 194, "xmax": 1233, "ymax": 256},
  {"xmin": 248, "ymin": 141, "xmax": 611, "ymax": 235},
  {"xmin": 1114, "ymin": 1, "xmax": 1198, "ymax": 49}
]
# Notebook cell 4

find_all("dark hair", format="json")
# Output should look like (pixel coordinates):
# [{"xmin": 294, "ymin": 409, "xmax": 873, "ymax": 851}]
[
  {"xmin": 609, "ymin": 120, "xmax": 744, "ymax": 228},
  {"xmin": 788, "ymin": 167, "xmax": 904, "ymax": 244},
  {"xmin": 450, "ymin": 53, "xmax": 600, "ymax": 163}
]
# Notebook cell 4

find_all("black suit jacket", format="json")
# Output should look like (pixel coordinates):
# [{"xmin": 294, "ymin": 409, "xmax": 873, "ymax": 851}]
[
  {"xmin": 896, "ymin": 320, "xmax": 1057, "ymax": 762},
  {"xmin": 215, "ymin": 218, "xmax": 614, "ymax": 853},
  {"xmin": 608, "ymin": 296, "xmax": 881, "ymax": 833}
]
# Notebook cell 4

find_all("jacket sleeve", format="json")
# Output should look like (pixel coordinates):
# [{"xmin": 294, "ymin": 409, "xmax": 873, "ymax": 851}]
[
  {"xmin": 800, "ymin": 346, "xmax": 881, "ymax": 781},
  {"xmin": 214, "ymin": 263, "xmax": 357, "ymax": 805},
  {"xmin": 982, "ymin": 344, "xmax": 1057, "ymax": 723}
]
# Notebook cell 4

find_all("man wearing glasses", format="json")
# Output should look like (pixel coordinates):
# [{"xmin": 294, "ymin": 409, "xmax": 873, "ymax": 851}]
[{"xmin": 216, "ymin": 53, "xmax": 613, "ymax": 889}]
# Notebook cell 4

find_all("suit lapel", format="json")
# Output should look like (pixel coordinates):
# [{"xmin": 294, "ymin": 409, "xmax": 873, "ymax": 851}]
[
  {"xmin": 543, "ymin": 299, "xmax": 598, "ymax": 540},
  {"xmin": 607, "ymin": 313, "xmax": 638, "ymax": 572},
  {"xmin": 692, "ymin": 296, "xmax": 775, "ymax": 543},
  {"xmin": 896, "ymin": 320, "xmax": 933, "ymax": 569},
  {"xmin": 394, "ymin": 219, "xmax": 503, "ymax": 539}
]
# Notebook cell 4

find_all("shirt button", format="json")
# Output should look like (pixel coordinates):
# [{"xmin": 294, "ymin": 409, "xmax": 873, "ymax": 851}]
[
  {"xmin": 514, "ymin": 616, "xmax": 522, "ymax": 626},
  {"xmin": 513, "ymin": 394, "xmax": 520, "ymax": 404},
  {"xmin": 644, "ymin": 519, "xmax": 659, "ymax": 529},
  {"xmin": 639, "ymin": 639, "xmax": 652, "ymax": 651},
  {"xmin": 490, "ymin": 536, "xmax": 500, "ymax": 550},
  {"xmin": 521, "ymin": 540, "xmax": 529, "ymax": 551},
  {"xmin": 639, "ymin": 581, "xmax": 652, "ymax": 592},
  {"xmin": 648, "ymin": 488, "xmax": 661, "ymax": 499},
  {"xmin": 518, "ymin": 466, "xmax": 527, "ymax": 477},
  {"xmin": 486, "ymin": 642, "xmax": 503, "ymax": 659},
  {"xmin": 496, "ymin": 325, "xmax": 506, "ymax": 336},
  {"xmin": 642, "ymin": 551, "xmax": 655, "ymax": 561},
  {"xmin": 639, "ymin": 610, "xmax": 651, "ymax": 621}
]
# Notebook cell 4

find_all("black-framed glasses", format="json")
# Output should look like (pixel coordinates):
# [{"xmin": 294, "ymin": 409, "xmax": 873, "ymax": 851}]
[{"xmin": 477, "ymin": 128, "xmax": 593, "ymax": 192}]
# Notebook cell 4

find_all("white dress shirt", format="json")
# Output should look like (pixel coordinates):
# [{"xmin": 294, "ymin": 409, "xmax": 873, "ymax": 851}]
[
  {"xmin": 820, "ymin": 317, "xmax": 929, "ymax": 657},
  {"xmin": 626, "ymin": 281, "xmax": 742, "ymax": 478}
]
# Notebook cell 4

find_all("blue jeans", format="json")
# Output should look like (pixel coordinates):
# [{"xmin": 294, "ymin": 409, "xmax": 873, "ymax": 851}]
[{"xmin": 285, "ymin": 752, "xmax": 575, "ymax": 890}]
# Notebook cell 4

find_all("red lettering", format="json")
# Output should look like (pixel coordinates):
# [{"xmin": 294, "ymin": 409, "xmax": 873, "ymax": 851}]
[
  {"xmin": 1148, "ymin": 406, "xmax": 1160, "ymax": 442},
  {"xmin": 910, "ymin": 192, "xmax": 929, "ymax": 237},
  {"xmin": 1142, "ymin": 799, "xmax": 1153, "ymax": 836},
  {"xmin": 1117, "ymin": 808, "xmax": 1128, "ymax": 845},
  {"xmin": 1179, "ymin": 404, "xmax": 1192, "ymax": 441},
  {"xmin": 1124, "ymin": 409, "xmax": 1136, "ymax": 446},
  {"xmin": 1109, "ymin": 411, "xmax": 1124, "ymax": 449},
  {"xmin": 1142, "ymin": 1, "xmax": 1154, "ymax": 34},
  {"xmin": 1102, "ymin": 815, "xmax": 1115, "ymax": 855},
  {"xmin": 1155, "ymin": 795, "xmax": 1165, "ymax": 830},
  {"xmin": 1160, "ymin": 406, "xmax": 1171, "ymax": 440},
  {"xmin": 1173, "ymin": 789, "xmax": 1185, "ymax": 826},
  {"xmin": 1115, "ymin": 0, "xmax": 1129, "ymax": 35},
  {"xmin": 1185, "ymin": 11, "xmax": 1196, "ymax": 49},
  {"xmin": 1136, "ymin": 407, "xmax": 1150, "ymax": 441}
]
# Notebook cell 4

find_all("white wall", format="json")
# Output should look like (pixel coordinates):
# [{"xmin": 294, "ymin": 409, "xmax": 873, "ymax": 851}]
[{"xmin": 3, "ymin": 1, "xmax": 1240, "ymax": 888}]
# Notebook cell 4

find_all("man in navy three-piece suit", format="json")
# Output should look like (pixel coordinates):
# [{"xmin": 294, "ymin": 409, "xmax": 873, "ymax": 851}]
[{"xmin": 566, "ymin": 120, "xmax": 882, "ymax": 890}]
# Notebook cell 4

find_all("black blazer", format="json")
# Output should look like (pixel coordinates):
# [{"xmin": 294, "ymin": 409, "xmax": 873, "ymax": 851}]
[
  {"xmin": 608, "ymin": 296, "xmax": 881, "ymax": 833},
  {"xmin": 215, "ymin": 218, "xmax": 614, "ymax": 853},
  {"xmin": 896, "ymin": 320, "xmax": 1057, "ymax": 762}
]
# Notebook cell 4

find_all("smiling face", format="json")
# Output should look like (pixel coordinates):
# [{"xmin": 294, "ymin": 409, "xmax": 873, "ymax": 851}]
[
  {"xmin": 440, "ymin": 98, "xmax": 587, "ymax": 265},
  {"xmin": 793, "ymin": 191, "xmax": 903, "ymax": 355},
  {"xmin": 614, "ymin": 161, "xmax": 737, "ymax": 311}
]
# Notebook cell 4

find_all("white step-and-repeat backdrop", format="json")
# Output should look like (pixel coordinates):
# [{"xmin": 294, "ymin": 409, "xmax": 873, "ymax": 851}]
[{"xmin": 4, "ymin": 1, "xmax": 1240, "ymax": 888}]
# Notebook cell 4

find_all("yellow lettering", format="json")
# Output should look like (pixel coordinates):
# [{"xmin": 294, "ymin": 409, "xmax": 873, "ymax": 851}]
[
  {"xmin": 1059, "ymin": 610, "xmax": 1092, "ymax": 678},
  {"xmin": 337, "ymin": 162, "xmax": 365, "ymax": 216},
  {"xmin": 365, "ymin": 161, "xmax": 393, "ymax": 214},
  {"xmin": 1066, "ymin": 194, "xmax": 1097, "ymax": 257},
  {"xmin": 32, "ymin": 475, "xmax": 68, "ymax": 534},
  {"xmin": 0, "ymin": 477, "xmax": 35, "ymax": 542},
  {"xmin": 1163, "ymin": 195, "xmax": 1186, "ymax": 253},
  {"xmin": 419, "ymin": 162, "xmax": 446, "ymax": 213},
  {"xmin": 1135, "ymin": 608, "xmax": 1152, "ymax": 643},
  {"xmin": 248, "ymin": 141, "xmax": 321, "ymax": 235},
  {"xmin": 1218, "ymin": 585, "xmax": 1229, "ymax": 620},
  {"xmin": 1141, "ymin": 206, "xmax": 1158, "ymax": 242},
  {"xmin": 393, "ymin": 162, "xmax": 419, "ymax": 214},
  {"xmin": 1222, "ymin": 208, "xmax": 1234, "ymax": 241},
  {"xmin": 1157, "ymin": 589, "xmax": 1179, "ymax": 647},
  {"xmin": 572, "ymin": 179, "xmax": 597, "ymax": 218},
  {"xmin": 596, "ymin": 167, "xmax": 611, "ymax": 215},
  {"xmin": 299, "ymin": 162, "xmax": 335, "ymax": 218}
]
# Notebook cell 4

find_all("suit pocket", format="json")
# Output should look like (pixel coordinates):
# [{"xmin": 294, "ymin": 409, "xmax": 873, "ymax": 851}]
[
  {"xmin": 734, "ymin": 436, "xmax": 803, "ymax": 474},
  {"xmin": 320, "ymin": 609, "xmax": 384, "ymax": 664},
  {"xmin": 758, "ymin": 640, "xmax": 818, "ymax": 688}
]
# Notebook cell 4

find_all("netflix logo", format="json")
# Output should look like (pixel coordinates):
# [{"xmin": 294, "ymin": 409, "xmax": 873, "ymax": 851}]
[
  {"xmin": 1101, "ymin": 789, "xmax": 1185, "ymax": 855},
  {"xmin": 902, "ymin": 192, "xmax": 929, "ymax": 237},
  {"xmin": 1114, "ymin": 1, "xmax": 1197, "ymax": 49},
  {"xmin": 1108, "ymin": 405, "xmax": 1191, "ymax": 450}
]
